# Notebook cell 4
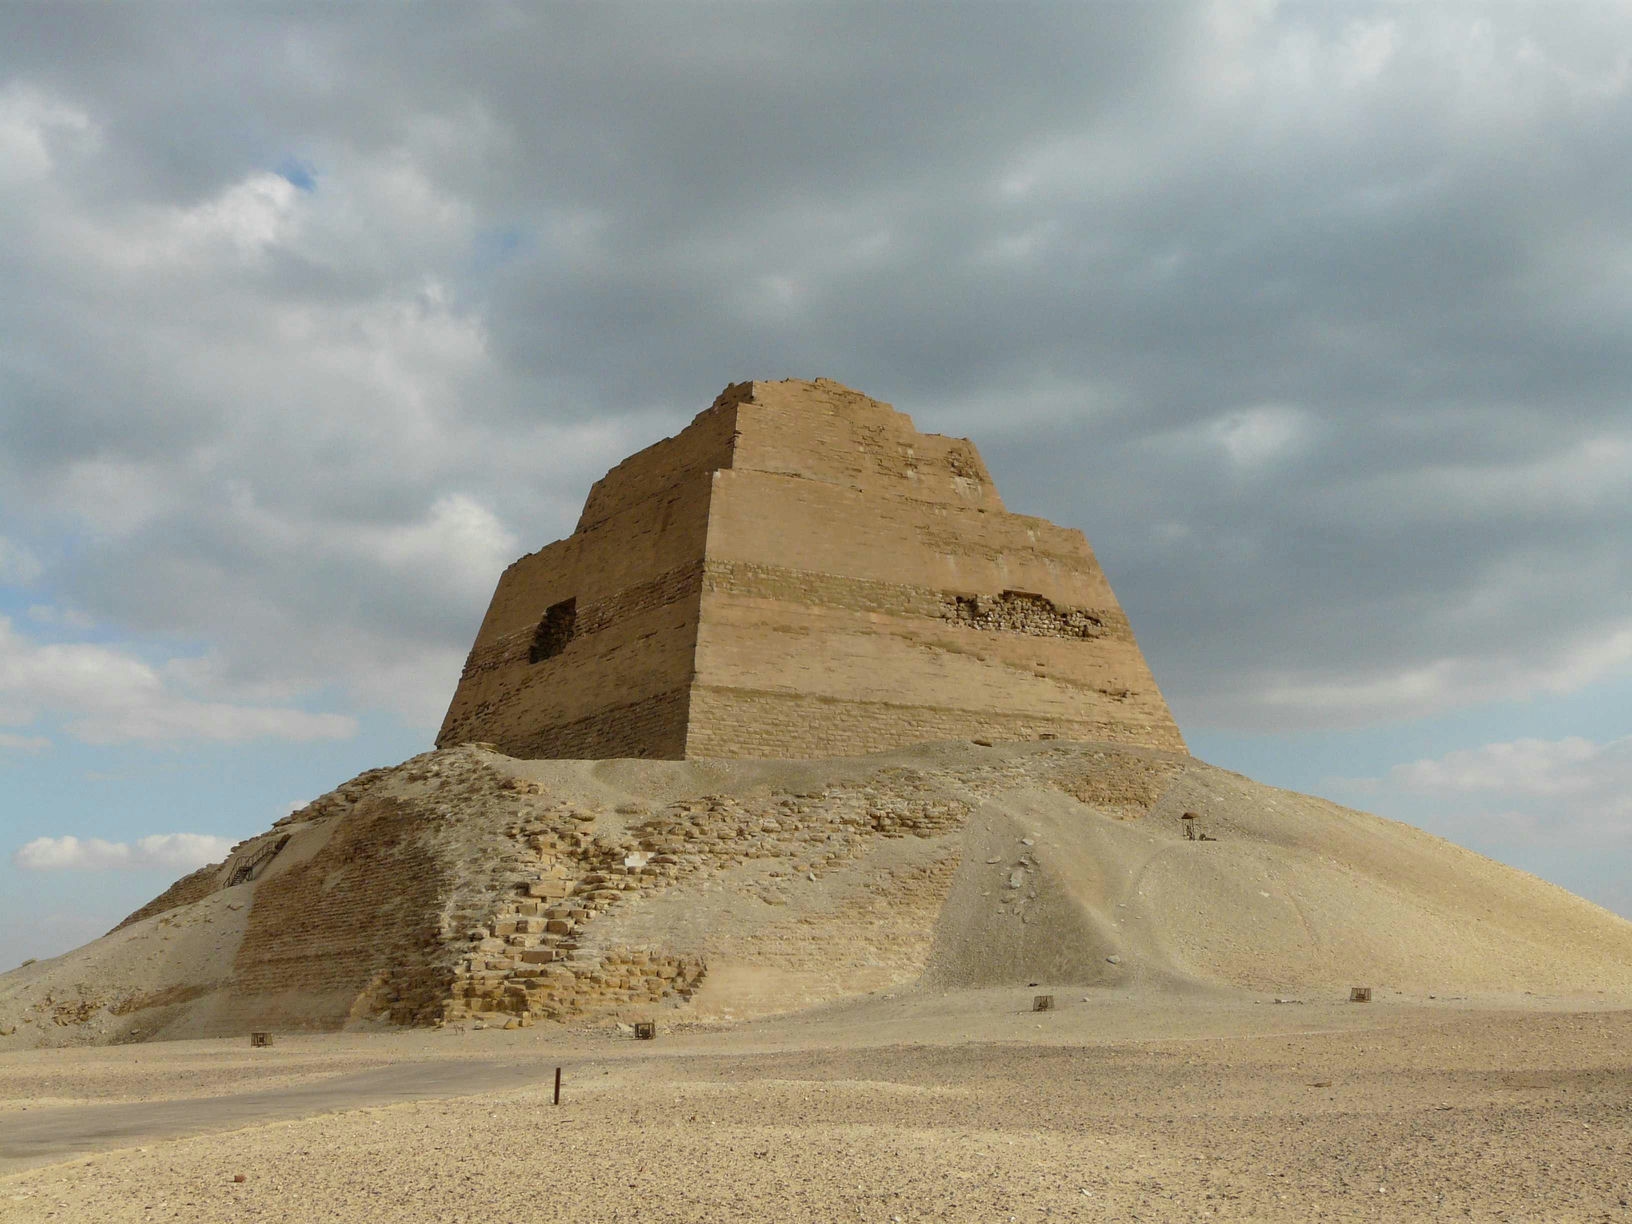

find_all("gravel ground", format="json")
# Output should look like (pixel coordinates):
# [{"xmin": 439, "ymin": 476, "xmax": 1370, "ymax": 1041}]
[{"xmin": 3, "ymin": 995, "xmax": 1630, "ymax": 1222}]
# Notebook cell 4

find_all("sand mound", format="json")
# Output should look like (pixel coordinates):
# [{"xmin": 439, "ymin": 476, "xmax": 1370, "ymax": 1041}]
[{"xmin": 5, "ymin": 740, "xmax": 1632, "ymax": 1046}]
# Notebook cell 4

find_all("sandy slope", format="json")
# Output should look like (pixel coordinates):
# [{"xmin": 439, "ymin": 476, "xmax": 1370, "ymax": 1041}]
[{"xmin": 4, "ymin": 739, "xmax": 1632, "ymax": 1049}]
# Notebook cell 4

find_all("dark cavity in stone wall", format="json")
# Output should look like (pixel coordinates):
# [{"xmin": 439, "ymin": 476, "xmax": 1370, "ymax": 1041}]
[{"xmin": 529, "ymin": 598, "xmax": 578, "ymax": 663}]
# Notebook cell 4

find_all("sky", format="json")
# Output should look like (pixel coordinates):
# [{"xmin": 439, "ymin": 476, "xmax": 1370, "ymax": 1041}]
[{"xmin": 2, "ymin": 2, "xmax": 1629, "ymax": 963}]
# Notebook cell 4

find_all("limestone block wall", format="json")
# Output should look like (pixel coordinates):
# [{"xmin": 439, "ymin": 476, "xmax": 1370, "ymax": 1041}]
[
  {"xmin": 437, "ymin": 378, "xmax": 1184, "ymax": 761},
  {"xmin": 436, "ymin": 405, "xmax": 740, "ymax": 758},
  {"xmin": 686, "ymin": 464, "xmax": 1185, "ymax": 758}
]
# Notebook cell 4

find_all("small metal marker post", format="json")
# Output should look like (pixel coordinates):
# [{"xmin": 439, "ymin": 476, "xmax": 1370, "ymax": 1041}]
[{"xmin": 553, "ymin": 1066, "xmax": 561, "ymax": 1105}]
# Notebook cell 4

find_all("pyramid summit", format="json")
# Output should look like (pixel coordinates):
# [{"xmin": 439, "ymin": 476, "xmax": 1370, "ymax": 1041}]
[{"xmin": 438, "ymin": 378, "xmax": 1185, "ymax": 760}]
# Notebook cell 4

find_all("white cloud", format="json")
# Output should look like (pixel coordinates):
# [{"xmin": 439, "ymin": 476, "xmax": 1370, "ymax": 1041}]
[
  {"xmin": 1328, "ymin": 434, "xmax": 1632, "ymax": 528},
  {"xmin": 1354, "ymin": 733, "xmax": 1632, "ymax": 846},
  {"xmin": 1392, "ymin": 734, "xmax": 1632, "ymax": 802},
  {"xmin": 346, "ymin": 492, "xmax": 519, "ymax": 605},
  {"xmin": 51, "ymin": 168, "xmax": 308, "ymax": 275},
  {"xmin": 14, "ymin": 832, "xmax": 234, "ymax": 872},
  {"xmin": 1337, "ymin": 19, "xmax": 1399, "ymax": 88},
  {"xmin": 0, "ymin": 616, "xmax": 355, "ymax": 746},
  {"xmin": 175, "ymin": 172, "xmax": 303, "ymax": 258},
  {"xmin": 1207, "ymin": 405, "xmax": 1310, "ymax": 468},
  {"xmin": 0, "ymin": 83, "xmax": 95, "ymax": 185},
  {"xmin": 0, "ymin": 98, "xmax": 531, "ymax": 729},
  {"xmin": 1240, "ymin": 623, "xmax": 1632, "ymax": 728},
  {"xmin": 0, "ymin": 730, "xmax": 50, "ymax": 752}
]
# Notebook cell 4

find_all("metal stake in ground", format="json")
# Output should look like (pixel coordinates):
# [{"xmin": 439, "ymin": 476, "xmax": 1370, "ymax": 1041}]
[{"xmin": 554, "ymin": 1066, "xmax": 561, "ymax": 1105}]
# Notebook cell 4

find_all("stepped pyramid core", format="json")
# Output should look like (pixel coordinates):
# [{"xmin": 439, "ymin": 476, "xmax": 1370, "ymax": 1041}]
[{"xmin": 438, "ymin": 378, "xmax": 1185, "ymax": 760}]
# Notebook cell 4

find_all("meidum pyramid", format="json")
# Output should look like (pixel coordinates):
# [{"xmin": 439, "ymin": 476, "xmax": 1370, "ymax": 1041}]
[
  {"xmin": 438, "ymin": 378, "xmax": 1185, "ymax": 760},
  {"xmin": 9, "ymin": 378, "xmax": 1632, "ymax": 1047}
]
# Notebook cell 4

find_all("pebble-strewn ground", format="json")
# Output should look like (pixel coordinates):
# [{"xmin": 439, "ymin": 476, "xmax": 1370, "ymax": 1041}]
[{"xmin": 3, "ymin": 992, "xmax": 1630, "ymax": 1222}]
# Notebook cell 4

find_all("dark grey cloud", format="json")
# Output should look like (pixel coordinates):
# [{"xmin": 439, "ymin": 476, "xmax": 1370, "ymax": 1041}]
[{"xmin": 1, "ymin": 1, "xmax": 1629, "ymax": 737}]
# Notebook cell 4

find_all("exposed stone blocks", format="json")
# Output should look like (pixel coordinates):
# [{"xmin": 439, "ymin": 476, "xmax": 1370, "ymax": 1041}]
[
  {"xmin": 440, "ymin": 763, "xmax": 975, "ymax": 1025},
  {"xmin": 53, "ymin": 745, "xmax": 1035, "ymax": 1037},
  {"xmin": 438, "ymin": 378, "xmax": 1185, "ymax": 761}
]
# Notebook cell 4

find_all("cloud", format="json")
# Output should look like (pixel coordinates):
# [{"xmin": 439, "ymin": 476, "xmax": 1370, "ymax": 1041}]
[
  {"xmin": 337, "ymin": 492, "xmax": 519, "ymax": 607},
  {"xmin": 0, "ymin": 535, "xmax": 41, "ymax": 585},
  {"xmin": 25, "ymin": 603, "xmax": 94, "ymax": 630},
  {"xmin": 0, "ymin": 3, "xmax": 1628, "ymax": 741},
  {"xmin": 1234, "ymin": 624, "xmax": 1632, "ymax": 729},
  {"xmin": 0, "ymin": 82, "xmax": 95, "ymax": 185},
  {"xmin": 14, "ymin": 832, "xmax": 235, "ymax": 872},
  {"xmin": 1357, "ymin": 733, "xmax": 1632, "ymax": 845},
  {"xmin": 0, "ymin": 616, "xmax": 355, "ymax": 745},
  {"xmin": 1392, "ymin": 734, "xmax": 1632, "ymax": 803},
  {"xmin": 0, "ymin": 731, "xmax": 50, "ymax": 752},
  {"xmin": 1206, "ymin": 405, "xmax": 1311, "ymax": 469}
]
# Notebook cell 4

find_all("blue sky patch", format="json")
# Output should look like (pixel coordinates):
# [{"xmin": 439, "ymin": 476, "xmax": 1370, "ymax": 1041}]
[{"xmin": 275, "ymin": 156, "xmax": 318, "ymax": 193}]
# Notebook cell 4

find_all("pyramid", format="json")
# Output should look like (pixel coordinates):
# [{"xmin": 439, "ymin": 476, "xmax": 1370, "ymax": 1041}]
[
  {"xmin": 12, "ymin": 385, "xmax": 1632, "ymax": 1043},
  {"xmin": 438, "ymin": 378, "xmax": 1185, "ymax": 759}
]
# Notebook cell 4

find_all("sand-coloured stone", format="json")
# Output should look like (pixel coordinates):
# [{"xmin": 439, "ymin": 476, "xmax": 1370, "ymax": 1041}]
[{"xmin": 436, "ymin": 378, "xmax": 1185, "ymax": 760}]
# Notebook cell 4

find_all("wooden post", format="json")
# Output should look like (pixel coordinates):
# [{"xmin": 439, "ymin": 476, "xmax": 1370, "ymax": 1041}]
[{"xmin": 553, "ymin": 1066, "xmax": 561, "ymax": 1105}]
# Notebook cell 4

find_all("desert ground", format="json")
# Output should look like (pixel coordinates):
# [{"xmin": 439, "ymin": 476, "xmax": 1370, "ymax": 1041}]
[
  {"xmin": 4, "ymin": 985, "xmax": 1631, "ymax": 1223},
  {"xmin": 7, "ymin": 739, "xmax": 1632, "ymax": 1219}
]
